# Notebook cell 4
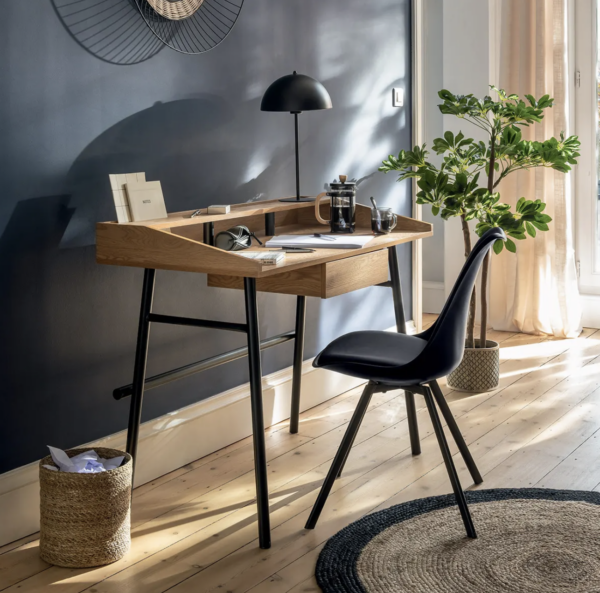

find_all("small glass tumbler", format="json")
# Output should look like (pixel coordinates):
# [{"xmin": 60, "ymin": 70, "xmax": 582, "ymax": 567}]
[{"xmin": 371, "ymin": 207, "xmax": 398, "ymax": 234}]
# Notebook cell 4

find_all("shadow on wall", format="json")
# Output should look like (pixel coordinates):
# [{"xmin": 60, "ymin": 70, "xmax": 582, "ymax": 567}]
[
  {"xmin": 63, "ymin": 96, "xmax": 233, "ymax": 247},
  {"xmin": 61, "ymin": 95, "xmax": 319, "ymax": 248},
  {"xmin": 59, "ymin": 85, "xmax": 410, "ymax": 249},
  {"xmin": 0, "ymin": 195, "xmax": 82, "ymax": 461}
]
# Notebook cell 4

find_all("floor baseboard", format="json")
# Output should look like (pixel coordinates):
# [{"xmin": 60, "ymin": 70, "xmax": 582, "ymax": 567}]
[
  {"xmin": 581, "ymin": 294, "xmax": 600, "ymax": 329},
  {"xmin": 423, "ymin": 281, "xmax": 444, "ymax": 315}
]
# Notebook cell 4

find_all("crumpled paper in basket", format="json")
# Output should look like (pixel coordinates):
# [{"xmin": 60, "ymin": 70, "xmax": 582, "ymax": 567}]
[{"xmin": 43, "ymin": 446, "xmax": 125, "ymax": 473}]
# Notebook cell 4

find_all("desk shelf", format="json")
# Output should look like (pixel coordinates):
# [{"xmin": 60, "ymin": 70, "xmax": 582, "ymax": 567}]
[{"xmin": 96, "ymin": 199, "xmax": 433, "ymax": 280}]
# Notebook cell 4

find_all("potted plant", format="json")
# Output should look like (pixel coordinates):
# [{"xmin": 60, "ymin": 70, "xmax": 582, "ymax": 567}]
[{"xmin": 380, "ymin": 87, "xmax": 580, "ymax": 391}]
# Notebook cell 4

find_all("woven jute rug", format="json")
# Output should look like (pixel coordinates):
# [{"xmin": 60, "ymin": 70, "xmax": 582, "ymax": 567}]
[{"xmin": 316, "ymin": 489, "xmax": 600, "ymax": 593}]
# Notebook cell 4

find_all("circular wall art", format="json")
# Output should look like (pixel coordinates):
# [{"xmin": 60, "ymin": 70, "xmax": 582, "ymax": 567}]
[
  {"xmin": 52, "ymin": 0, "xmax": 166, "ymax": 65},
  {"xmin": 135, "ymin": 0, "xmax": 245, "ymax": 54}
]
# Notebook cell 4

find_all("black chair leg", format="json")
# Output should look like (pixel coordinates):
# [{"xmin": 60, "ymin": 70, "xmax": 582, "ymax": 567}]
[
  {"xmin": 423, "ymin": 386, "xmax": 477, "ymax": 539},
  {"xmin": 336, "ymin": 388, "xmax": 372, "ymax": 479},
  {"xmin": 305, "ymin": 382, "xmax": 376, "ymax": 529},
  {"xmin": 429, "ymin": 380, "xmax": 483, "ymax": 484},
  {"xmin": 405, "ymin": 391, "xmax": 421, "ymax": 455},
  {"xmin": 388, "ymin": 247, "xmax": 421, "ymax": 455}
]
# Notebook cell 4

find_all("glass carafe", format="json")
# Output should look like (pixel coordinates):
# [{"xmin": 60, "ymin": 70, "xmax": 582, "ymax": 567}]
[{"xmin": 314, "ymin": 176, "xmax": 357, "ymax": 234}]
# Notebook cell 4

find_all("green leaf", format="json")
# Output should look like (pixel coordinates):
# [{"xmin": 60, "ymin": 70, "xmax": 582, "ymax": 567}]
[
  {"xmin": 493, "ymin": 240, "xmax": 504, "ymax": 254},
  {"xmin": 444, "ymin": 131, "xmax": 455, "ymax": 146},
  {"xmin": 438, "ymin": 89, "xmax": 456, "ymax": 101},
  {"xmin": 525, "ymin": 221, "xmax": 537, "ymax": 238},
  {"xmin": 505, "ymin": 238, "xmax": 517, "ymax": 253},
  {"xmin": 507, "ymin": 232, "xmax": 526, "ymax": 240},
  {"xmin": 525, "ymin": 94, "xmax": 536, "ymax": 107},
  {"xmin": 531, "ymin": 221, "xmax": 549, "ymax": 231}
]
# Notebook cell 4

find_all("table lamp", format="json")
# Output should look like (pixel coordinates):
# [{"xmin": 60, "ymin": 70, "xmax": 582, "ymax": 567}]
[{"xmin": 261, "ymin": 71, "xmax": 332, "ymax": 202}]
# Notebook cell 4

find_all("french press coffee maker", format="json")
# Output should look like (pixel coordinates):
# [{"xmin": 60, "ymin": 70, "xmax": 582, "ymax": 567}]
[{"xmin": 314, "ymin": 176, "xmax": 357, "ymax": 233}]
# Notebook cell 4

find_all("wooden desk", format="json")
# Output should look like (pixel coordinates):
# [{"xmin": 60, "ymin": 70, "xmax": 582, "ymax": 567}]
[{"xmin": 97, "ymin": 199, "xmax": 432, "ymax": 549}]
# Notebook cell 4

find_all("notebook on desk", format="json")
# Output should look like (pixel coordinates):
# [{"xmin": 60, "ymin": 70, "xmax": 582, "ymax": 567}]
[{"xmin": 265, "ymin": 234, "xmax": 374, "ymax": 249}]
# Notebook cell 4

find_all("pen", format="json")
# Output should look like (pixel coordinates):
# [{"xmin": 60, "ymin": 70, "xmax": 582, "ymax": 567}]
[
  {"xmin": 190, "ymin": 209, "xmax": 202, "ymax": 218},
  {"xmin": 279, "ymin": 247, "xmax": 316, "ymax": 253},
  {"xmin": 313, "ymin": 233, "xmax": 336, "ymax": 241}
]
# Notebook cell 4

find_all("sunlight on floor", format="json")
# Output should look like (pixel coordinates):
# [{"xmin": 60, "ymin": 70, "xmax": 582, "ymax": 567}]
[{"xmin": 4, "ymin": 327, "xmax": 600, "ymax": 593}]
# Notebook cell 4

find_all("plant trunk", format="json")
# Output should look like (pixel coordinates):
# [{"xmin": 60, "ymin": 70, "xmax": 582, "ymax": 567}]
[
  {"xmin": 460, "ymin": 214, "xmax": 476, "ymax": 349},
  {"xmin": 479, "ymin": 132, "xmax": 496, "ymax": 348}
]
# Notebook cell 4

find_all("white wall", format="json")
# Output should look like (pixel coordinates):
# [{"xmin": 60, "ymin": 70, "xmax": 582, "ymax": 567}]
[
  {"xmin": 421, "ymin": 0, "xmax": 492, "ymax": 312},
  {"xmin": 421, "ymin": 0, "xmax": 446, "ymax": 313},
  {"xmin": 442, "ymin": 0, "xmax": 491, "ymax": 301}
]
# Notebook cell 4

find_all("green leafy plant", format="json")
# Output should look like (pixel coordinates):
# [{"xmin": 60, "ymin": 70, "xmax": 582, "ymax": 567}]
[{"xmin": 380, "ymin": 86, "xmax": 580, "ymax": 349}]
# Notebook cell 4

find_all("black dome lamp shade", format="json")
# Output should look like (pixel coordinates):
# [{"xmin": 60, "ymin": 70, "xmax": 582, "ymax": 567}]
[{"xmin": 261, "ymin": 72, "xmax": 332, "ymax": 202}]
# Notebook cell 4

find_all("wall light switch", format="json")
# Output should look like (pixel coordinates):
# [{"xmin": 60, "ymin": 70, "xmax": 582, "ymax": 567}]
[{"xmin": 392, "ymin": 88, "xmax": 404, "ymax": 107}]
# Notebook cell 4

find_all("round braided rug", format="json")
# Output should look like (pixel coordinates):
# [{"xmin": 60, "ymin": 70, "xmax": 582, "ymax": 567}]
[{"xmin": 316, "ymin": 489, "xmax": 600, "ymax": 593}]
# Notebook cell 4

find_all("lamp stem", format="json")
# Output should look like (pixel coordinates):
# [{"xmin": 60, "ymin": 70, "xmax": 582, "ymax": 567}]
[{"xmin": 294, "ymin": 112, "xmax": 300, "ymax": 201}]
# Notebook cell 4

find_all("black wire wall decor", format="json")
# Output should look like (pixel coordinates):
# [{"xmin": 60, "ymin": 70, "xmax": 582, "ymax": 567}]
[
  {"xmin": 135, "ymin": 0, "xmax": 245, "ymax": 55},
  {"xmin": 52, "ymin": 0, "xmax": 166, "ymax": 65},
  {"xmin": 52, "ymin": 0, "xmax": 244, "ymax": 64}
]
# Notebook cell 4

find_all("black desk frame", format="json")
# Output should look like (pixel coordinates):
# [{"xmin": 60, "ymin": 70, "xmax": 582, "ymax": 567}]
[{"xmin": 115, "ymin": 244, "xmax": 414, "ymax": 549}]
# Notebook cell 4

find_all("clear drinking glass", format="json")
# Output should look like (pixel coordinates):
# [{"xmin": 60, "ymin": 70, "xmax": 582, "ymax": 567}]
[{"xmin": 371, "ymin": 207, "xmax": 398, "ymax": 234}]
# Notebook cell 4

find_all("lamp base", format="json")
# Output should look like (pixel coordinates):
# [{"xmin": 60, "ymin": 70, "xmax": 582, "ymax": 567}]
[{"xmin": 279, "ymin": 196, "xmax": 316, "ymax": 203}]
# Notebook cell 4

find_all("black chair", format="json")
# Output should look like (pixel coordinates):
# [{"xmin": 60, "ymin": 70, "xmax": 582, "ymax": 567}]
[{"xmin": 304, "ymin": 228, "xmax": 506, "ymax": 538}]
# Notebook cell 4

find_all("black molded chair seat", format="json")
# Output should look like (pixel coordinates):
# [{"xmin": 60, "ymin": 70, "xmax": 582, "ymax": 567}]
[
  {"xmin": 305, "ymin": 228, "xmax": 506, "ymax": 539},
  {"xmin": 315, "ymin": 331, "xmax": 428, "ymax": 385}
]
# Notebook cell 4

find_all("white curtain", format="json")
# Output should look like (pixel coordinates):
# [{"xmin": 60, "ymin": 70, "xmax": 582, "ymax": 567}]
[{"xmin": 490, "ymin": 0, "xmax": 581, "ymax": 338}]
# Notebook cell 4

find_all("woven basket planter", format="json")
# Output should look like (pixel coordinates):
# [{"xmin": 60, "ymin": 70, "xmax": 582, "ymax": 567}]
[
  {"xmin": 447, "ymin": 339, "xmax": 500, "ymax": 393},
  {"xmin": 39, "ymin": 447, "xmax": 132, "ymax": 568}
]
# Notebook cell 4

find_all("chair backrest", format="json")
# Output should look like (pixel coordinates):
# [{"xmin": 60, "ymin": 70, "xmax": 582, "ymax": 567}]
[{"xmin": 412, "ymin": 227, "xmax": 505, "ymax": 380}]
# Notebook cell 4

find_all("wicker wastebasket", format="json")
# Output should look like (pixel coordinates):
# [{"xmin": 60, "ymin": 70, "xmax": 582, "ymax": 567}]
[{"xmin": 39, "ymin": 447, "xmax": 132, "ymax": 568}]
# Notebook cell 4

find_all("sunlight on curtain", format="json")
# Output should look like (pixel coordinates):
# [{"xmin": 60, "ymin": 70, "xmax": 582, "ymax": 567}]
[{"xmin": 490, "ymin": 0, "xmax": 581, "ymax": 338}]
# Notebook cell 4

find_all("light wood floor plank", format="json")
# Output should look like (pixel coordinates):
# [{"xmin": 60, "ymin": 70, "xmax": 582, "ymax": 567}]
[
  {"xmin": 0, "ymin": 390, "xmax": 408, "ymax": 592},
  {"xmin": 374, "ymin": 338, "xmax": 600, "ymax": 512},
  {"xmin": 120, "ymin": 332, "xmax": 584, "ymax": 588},
  {"xmin": 3, "ymin": 326, "xmax": 600, "ymax": 593},
  {"xmin": 536, "ymin": 427, "xmax": 600, "ymax": 490}
]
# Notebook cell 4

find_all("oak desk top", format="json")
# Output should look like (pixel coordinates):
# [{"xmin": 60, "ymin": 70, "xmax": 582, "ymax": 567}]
[{"xmin": 96, "ymin": 199, "xmax": 433, "ymax": 279}]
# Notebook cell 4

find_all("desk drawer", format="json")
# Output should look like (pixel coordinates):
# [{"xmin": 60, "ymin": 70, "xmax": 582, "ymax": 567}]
[{"xmin": 207, "ymin": 249, "xmax": 389, "ymax": 299}]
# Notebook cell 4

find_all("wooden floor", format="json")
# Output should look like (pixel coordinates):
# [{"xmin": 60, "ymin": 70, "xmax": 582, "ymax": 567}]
[{"xmin": 3, "ymin": 315, "xmax": 600, "ymax": 592}]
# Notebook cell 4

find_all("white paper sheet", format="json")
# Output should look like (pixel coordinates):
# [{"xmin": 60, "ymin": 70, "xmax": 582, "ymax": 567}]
[
  {"xmin": 265, "ymin": 234, "xmax": 374, "ymax": 249},
  {"xmin": 47, "ymin": 446, "xmax": 125, "ymax": 473}
]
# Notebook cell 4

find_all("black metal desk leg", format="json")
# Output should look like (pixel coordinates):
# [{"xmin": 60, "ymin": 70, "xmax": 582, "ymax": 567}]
[
  {"xmin": 290, "ymin": 296, "xmax": 306, "ymax": 434},
  {"xmin": 126, "ymin": 268, "xmax": 156, "ymax": 487},
  {"xmin": 388, "ymin": 246, "xmax": 421, "ymax": 455},
  {"xmin": 244, "ymin": 278, "xmax": 271, "ymax": 549},
  {"xmin": 388, "ymin": 245, "xmax": 407, "ymax": 334}
]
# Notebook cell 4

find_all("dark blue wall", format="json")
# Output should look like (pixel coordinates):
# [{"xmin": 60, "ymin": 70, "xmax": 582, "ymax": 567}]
[{"xmin": 0, "ymin": 0, "xmax": 412, "ymax": 474}]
